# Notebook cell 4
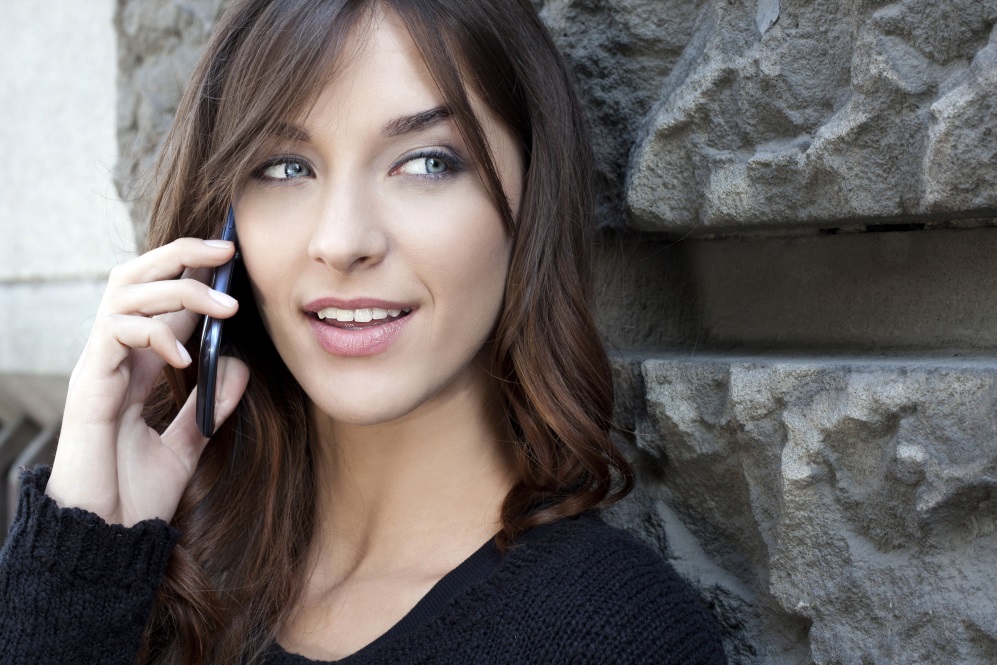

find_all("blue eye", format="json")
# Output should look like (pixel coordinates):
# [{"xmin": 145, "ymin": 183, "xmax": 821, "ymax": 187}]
[
  {"xmin": 256, "ymin": 158, "xmax": 313, "ymax": 181},
  {"xmin": 423, "ymin": 157, "xmax": 448, "ymax": 174},
  {"xmin": 393, "ymin": 150, "xmax": 462, "ymax": 177}
]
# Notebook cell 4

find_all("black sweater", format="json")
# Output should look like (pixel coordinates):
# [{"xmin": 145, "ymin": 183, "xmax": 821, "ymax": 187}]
[{"xmin": 0, "ymin": 467, "xmax": 726, "ymax": 664}]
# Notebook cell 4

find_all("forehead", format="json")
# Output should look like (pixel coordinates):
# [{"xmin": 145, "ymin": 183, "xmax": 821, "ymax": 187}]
[{"xmin": 297, "ymin": 9, "xmax": 446, "ymax": 135}]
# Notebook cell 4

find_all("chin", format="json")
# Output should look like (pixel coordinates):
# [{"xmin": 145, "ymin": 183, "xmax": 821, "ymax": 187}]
[
  {"xmin": 305, "ymin": 384, "xmax": 440, "ymax": 428},
  {"xmin": 304, "ymin": 359, "xmax": 493, "ymax": 431}
]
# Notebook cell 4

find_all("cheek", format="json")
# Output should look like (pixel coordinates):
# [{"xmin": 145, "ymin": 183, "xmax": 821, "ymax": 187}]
[
  {"xmin": 235, "ymin": 220, "xmax": 309, "ymax": 333},
  {"xmin": 419, "ymin": 212, "xmax": 511, "ymax": 330},
  {"xmin": 235, "ymin": 192, "xmax": 313, "ymax": 274}
]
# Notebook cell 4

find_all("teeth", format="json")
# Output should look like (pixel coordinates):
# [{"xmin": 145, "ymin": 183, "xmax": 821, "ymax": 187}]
[{"xmin": 316, "ymin": 306, "xmax": 411, "ymax": 321}]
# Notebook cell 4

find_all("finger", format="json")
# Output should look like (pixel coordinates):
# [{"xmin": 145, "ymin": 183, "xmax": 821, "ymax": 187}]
[
  {"xmin": 108, "ymin": 238, "xmax": 235, "ymax": 287},
  {"xmin": 86, "ymin": 314, "xmax": 194, "ymax": 373},
  {"xmin": 153, "ymin": 292, "xmax": 241, "ymax": 358},
  {"xmin": 107, "ymin": 279, "xmax": 238, "ymax": 319},
  {"xmin": 154, "ymin": 307, "xmax": 204, "ymax": 348},
  {"xmin": 152, "ymin": 261, "xmax": 228, "ymax": 345},
  {"xmin": 161, "ymin": 356, "xmax": 250, "ymax": 469}
]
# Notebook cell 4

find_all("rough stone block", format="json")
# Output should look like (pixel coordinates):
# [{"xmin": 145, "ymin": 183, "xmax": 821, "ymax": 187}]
[
  {"xmin": 540, "ymin": 0, "xmax": 705, "ymax": 228},
  {"xmin": 114, "ymin": 0, "xmax": 225, "ymax": 242},
  {"xmin": 625, "ymin": 0, "xmax": 997, "ymax": 235},
  {"xmin": 607, "ymin": 355, "xmax": 997, "ymax": 664}
]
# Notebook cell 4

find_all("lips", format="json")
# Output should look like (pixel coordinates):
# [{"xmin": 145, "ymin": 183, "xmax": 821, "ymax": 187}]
[{"xmin": 304, "ymin": 298, "xmax": 416, "ymax": 356}]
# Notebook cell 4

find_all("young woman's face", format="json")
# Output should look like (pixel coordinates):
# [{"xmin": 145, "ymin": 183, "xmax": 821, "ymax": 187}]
[{"xmin": 235, "ymin": 11, "xmax": 522, "ymax": 426}]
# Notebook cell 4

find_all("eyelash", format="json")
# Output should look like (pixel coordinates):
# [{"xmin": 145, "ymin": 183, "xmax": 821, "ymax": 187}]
[
  {"xmin": 390, "ymin": 148, "xmax": 465, "ymax": 179},
  {"xmin": 251, "ymin": 154, "xmax": 314, "ymax": 183},
  {"xmin": 250, "ymin": 148, "xmax": 465, "ymax": 183}
]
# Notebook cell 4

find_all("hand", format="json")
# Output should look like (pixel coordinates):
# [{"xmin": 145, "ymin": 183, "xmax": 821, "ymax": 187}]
[{"xmin": 45, "ymin": 238, "xmax": 250, "ymax": 527}]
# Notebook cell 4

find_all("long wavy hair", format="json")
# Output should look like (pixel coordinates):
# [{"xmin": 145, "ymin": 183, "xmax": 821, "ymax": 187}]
[{"xmin": 139, "ymin": 0, "xmax": 634, "ymax": 662}]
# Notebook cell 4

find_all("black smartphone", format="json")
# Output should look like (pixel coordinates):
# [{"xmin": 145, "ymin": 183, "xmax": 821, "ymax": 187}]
[{"xmin": 196, "ymin": 205, "xmax": 240, "ymax": 438}]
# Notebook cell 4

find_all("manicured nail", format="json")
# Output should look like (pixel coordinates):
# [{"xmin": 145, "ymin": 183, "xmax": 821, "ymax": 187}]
[
  {"xmin": 203, "ymin": 239, "xmax": 231, "ymax": 249},
  {"xmin": 209, "ymin": 289, "xmax": 237, "ymax": 308},
  {"xmin": 176, "ymin": 340, "xmax": 192, "ymax": 365}
]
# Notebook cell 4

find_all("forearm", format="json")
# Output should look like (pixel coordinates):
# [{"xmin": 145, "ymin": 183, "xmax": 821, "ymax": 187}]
[{"xmin": 0, "ymin": 466, "xmax": 179, "ymax": 665}]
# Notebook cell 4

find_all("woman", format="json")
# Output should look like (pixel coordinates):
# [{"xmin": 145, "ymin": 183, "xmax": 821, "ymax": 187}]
[{"xmin": 0, "ymin": 0, "xmax": 726, "ymax": 663}]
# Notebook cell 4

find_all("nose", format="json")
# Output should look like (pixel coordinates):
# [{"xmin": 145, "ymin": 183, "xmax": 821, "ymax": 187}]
[{"xmin": 307, "ymin": 182, "xmax": 388, "ymax": 273}]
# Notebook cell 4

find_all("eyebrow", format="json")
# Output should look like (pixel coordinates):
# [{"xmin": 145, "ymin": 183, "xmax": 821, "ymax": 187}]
[
  {"xmin": 381, "ymin": 106, "xmax": 451, "ymax": 137},
  {"xmin": 271, "ymin": 122, "xmax": 311, "ymax": 143},
  {"xmin": 268, "ymin": 107, "xmax": 451, "ymax": 144}
]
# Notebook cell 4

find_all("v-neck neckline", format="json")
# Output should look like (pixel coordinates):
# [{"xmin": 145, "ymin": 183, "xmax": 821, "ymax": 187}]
[{"xmin": 270, "ymin": 519, "xmax": 563, "ymax": 663}]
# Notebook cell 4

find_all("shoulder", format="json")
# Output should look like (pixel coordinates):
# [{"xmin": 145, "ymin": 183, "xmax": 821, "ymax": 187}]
[
  {"xmin": 502, "ymin": 512, "xmax": 727, "ymax": 664},
  {"xmin": 511, "ymin": 511, "xmax": 698, "ymax": 602}
]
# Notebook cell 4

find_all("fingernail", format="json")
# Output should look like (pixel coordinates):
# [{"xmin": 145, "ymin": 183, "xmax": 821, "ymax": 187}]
[
  {"xmin": 176, "ymin": 340, "xmax": 192, "ymax": 365},
  {"xmin": 203, "ymin": 239, "xmax": 231, "ymax": 249},
  {"xmin": 209, "ymin": 289, "xmax": 237, "ymax": 308}
]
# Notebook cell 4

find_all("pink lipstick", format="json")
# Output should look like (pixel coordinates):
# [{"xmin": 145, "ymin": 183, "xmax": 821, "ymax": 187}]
[{"xmin": 304, "ymin": 298, "xmax": 415, "ymax": 357}]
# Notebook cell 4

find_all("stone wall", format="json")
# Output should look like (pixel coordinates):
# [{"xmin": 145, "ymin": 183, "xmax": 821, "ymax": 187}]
[{"xmin": 115, "ymin": 1, "xmax": 997, "ymax": 662}]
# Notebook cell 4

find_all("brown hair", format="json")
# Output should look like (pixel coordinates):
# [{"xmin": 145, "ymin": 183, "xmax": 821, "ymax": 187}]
[{"xmin": 140, "ymin": 0, "xmax": 634, "ymax": 662}]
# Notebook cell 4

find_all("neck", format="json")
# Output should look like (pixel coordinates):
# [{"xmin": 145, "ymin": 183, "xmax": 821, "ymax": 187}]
[{"xmin": 305, "ymin": 362, "xmax": 517, "ymax": 579}]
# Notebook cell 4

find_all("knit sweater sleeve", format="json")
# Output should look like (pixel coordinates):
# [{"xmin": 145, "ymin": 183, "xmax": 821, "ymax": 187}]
[{"xmin": 0, "ymin": 466, "xmax": 180, "ymax": 665}]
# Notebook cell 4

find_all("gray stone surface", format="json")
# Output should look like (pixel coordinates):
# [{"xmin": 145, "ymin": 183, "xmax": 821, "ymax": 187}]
[
  {"xmin": 608, "ymin": 354, "xmax": 997, "ymax": 664},
  {"xmin": 540, "ymin": 0, "xmax": 705, "ymax": 228},
  {"xmin": 592, "ymin": 236, "xmax": 700, "ymax": 351},
  {"xmin": 115, "ymin": 0, "xmax": 224, "ymax": 243},
  {"xmin": 625, "ymin": 0, "xmax": 997, "ymax": 235}
]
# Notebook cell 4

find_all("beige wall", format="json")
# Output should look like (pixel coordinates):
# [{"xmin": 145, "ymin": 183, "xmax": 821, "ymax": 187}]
[{"xmin": 0, "ymin": 0, "xmax": 134, "ymax": 426}]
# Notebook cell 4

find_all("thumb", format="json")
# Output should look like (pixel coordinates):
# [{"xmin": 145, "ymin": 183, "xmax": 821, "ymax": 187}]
[
  {"xmin": 162, "ymin": 356, "xmax": 250, "ymax": 468},
  {"xmin": 210, "ymin": 355, "xmax": 250, "ymax": 432}
]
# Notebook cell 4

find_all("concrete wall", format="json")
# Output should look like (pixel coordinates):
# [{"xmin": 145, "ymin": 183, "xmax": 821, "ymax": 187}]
[
  {"xmin": 0, "ymin": 0, "xmax": 135, "ymax": 529},
  {"xmin": 28, "ymin": 0, "xmax": 997, "ymax": 662}
]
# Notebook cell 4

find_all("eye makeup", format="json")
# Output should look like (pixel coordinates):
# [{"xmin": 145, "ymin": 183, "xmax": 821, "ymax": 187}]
[
  {"xmin": 252, "ymin": 154, "xmax": 316, "ymax": 182},
  {"xmin": 389, "ymin": 147, "xmax": 466, "ymax": 179}
]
